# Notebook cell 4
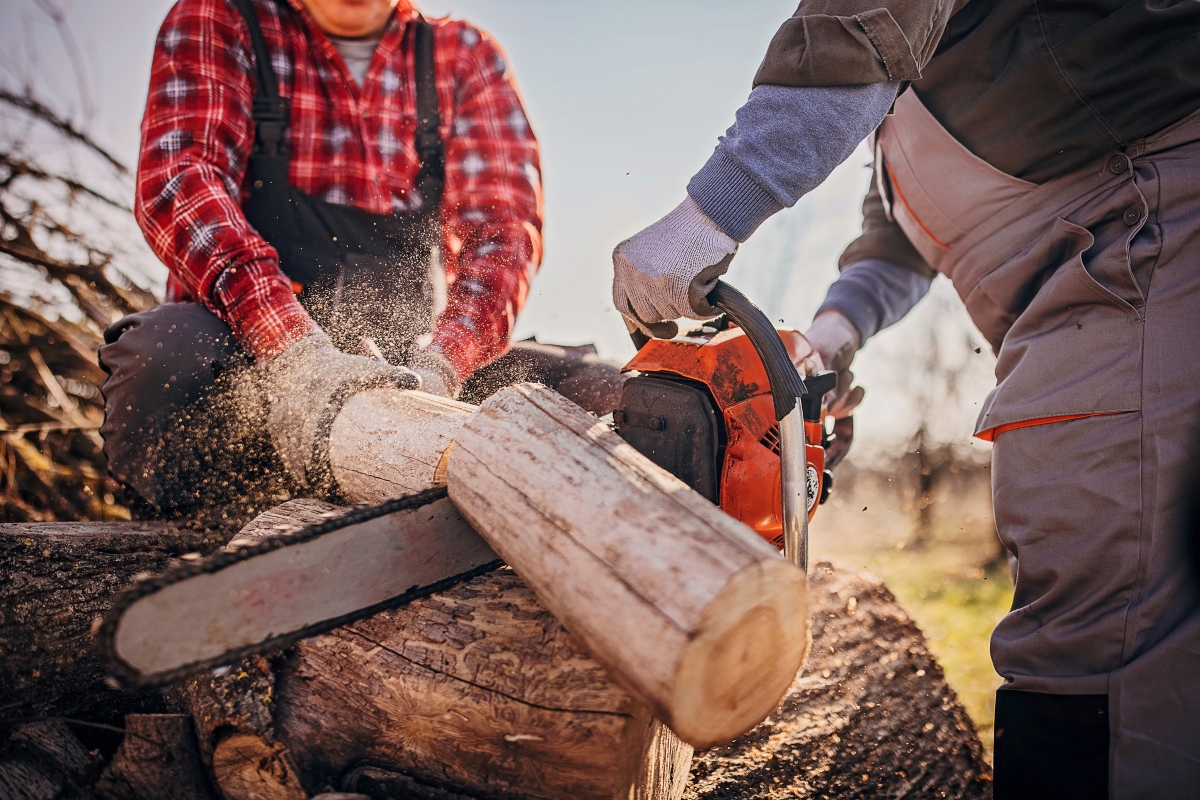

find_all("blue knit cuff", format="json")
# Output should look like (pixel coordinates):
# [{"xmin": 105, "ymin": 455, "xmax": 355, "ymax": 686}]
[
  {"xmin": 818, "ymin": 280, "xmax": 880, "ymax": 343},
  {"xmin": 687, "ymin": 147, "xmax": 784, "ymax": 243},
  {"xmin": 817, "ymin": 259, "xmax": 934, "ymax": 341}
]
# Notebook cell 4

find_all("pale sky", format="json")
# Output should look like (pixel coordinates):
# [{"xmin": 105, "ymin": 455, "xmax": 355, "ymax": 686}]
[{"xmin": 0, "ymin": 0, "xmax": 998, "ymax": 457}]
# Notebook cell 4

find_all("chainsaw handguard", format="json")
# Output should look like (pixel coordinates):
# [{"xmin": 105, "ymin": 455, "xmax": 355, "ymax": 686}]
[
  {"xmin": 709, "ymin": 281, "xmax": 817, "ymax": 568},
  {"xmin": 708, "ymin": 282, "xmax": 808, "ymax": 421}
]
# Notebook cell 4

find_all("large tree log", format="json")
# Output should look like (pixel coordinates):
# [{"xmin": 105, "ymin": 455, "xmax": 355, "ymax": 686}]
[
  {"xmin": 0, "ymin": 521, "xmax": 216, "ymax": 721},
  {"xmin": 326, "ymin": 384, "xmax": 809, "ymax": 749},
  {"xmin": 0, "ymin": 518, "xmax": 989, "ymax": 798},
  {"xmin": 446, "ymin": 384, "xmax": 809, "ymax": 748},
  {"xmin": 184, "ymin": 504, "xmax": 989, "ymax": 799},
  {"xmin": 685, "ymin": 563, "xmax": 991, "ymax": 799},
  {"xmin": 182, "ymin": 500, "xmax": 692, "ymax": 800}
]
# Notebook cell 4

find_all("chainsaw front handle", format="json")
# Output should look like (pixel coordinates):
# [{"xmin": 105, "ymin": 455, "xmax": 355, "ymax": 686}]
[
  {"xmin": 707, "ymin": 282, "xmax": 813, "ymax": 570},
  {"xmin": 708, "ymin": 282, "xmax": 807, "ymax": 422}
]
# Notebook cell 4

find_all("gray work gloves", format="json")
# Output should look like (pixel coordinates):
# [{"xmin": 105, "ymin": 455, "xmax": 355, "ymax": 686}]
[
  {"xmin": 612, "ymin": 196, "xmax": 738, "ymax": 334},
  {"xmin": 260, "ymin": 332, "xmax": 421, "ymax": 491},
  {"xmin": 801, "ymin": 310, "xmax": 865, "ymax": 419},
  {"xmin": 409, "ymin": 349, "xmax": 460, "ymax": 399}
]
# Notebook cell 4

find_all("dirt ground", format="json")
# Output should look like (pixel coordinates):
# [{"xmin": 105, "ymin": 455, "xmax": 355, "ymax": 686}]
[{"xmin": 809, "ymin": 460, "xmax": 1013, "ymax": 760}]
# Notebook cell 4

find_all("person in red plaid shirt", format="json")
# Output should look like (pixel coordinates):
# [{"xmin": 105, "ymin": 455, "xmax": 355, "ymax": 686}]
[{"xmin": 98, "ymin": 0, "xmax": 618, "ymax": 516}]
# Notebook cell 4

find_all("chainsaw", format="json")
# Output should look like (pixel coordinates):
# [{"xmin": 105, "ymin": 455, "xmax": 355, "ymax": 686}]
[
  {"xmin": 615, "ymin": 283, "xmax": 850, "ymax": 556},
  {"xmin": 99, "ymin": 282, "xmax": 847, "ymax": 686}
]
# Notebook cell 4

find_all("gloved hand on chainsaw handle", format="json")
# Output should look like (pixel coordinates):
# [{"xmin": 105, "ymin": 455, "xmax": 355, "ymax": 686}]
[
  {"xmin": 792, "ymin": 310, "xmax": 866, "ymax": 421},
  {"xmin": 610, "ymin": 82, "xmax": 900, "ymax": 336},
  {"xmin": 612, "ymin": 196, "xmax": 738, "ymax": 336},
  {"xmin": 259, "ymin": 332, "xmax": 421, "ymax": 490}
]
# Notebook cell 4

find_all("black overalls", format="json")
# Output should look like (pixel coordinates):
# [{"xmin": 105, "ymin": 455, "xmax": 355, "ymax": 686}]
[{"xmin": 98, "ymin": 4, "xmax": 446, "ymax": 514}]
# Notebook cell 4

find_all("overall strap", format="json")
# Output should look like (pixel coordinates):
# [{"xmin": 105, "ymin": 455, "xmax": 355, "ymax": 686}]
[
  {"xmin": 228, "ymin": 0, "xmax": 290, "ymax": 156},
  {"xmin": 412, "ymin": 18, "xmax": 445, "ymax": 208}
]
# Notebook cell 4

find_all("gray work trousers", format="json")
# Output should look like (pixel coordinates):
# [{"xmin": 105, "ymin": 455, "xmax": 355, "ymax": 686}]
[
  {"xmin": 99, "ymin": 302, "xmax": 627, "ymax": 515},
  {"xmin": 987, "ymin": 140, "xmax": 1200, "ymax": 795},
  {"xmin": 877, "ymin": 91, "xmax": 1200, "ymax": 793}
]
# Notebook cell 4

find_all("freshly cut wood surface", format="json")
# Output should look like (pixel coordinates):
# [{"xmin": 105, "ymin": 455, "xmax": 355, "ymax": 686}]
[
  {"xmin": 185, "ymin": 500, "xmax": 692, "ymax": 800},
  {"xmin": 211, "ymin": 733, "xmax": 306, "ymax": 800},
  {"xmin": 446, "ymin": 384, "xmax": 809, "ymax": 749},
  {"xmin": 328, "ymin": 389, "xmax": 473, "ymax": 503},
  {"xmin": 0, "ymin": 520, "xmax": 214, "ymax": 720}
]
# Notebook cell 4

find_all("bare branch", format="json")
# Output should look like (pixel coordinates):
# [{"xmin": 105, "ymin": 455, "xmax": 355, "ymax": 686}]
[
  {"xmin": 0, "ymin": 88, "xmax": 128, "ymax": 175},
  {"xmin": 0, "ymin": 153, "xmax": 130, "ymax": 211},
  {"xmin": 31, "ymin": 0, "xmax": 95, "ymax": 125}
]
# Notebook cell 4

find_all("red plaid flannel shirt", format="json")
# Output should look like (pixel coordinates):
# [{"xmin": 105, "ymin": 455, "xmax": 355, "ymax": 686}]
[{"xmin": 136, "ymin": 0, "xmax": 542, "ymax": 375}]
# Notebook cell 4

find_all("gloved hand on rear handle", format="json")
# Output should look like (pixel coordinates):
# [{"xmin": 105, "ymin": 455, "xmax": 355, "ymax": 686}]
[
  {"xmin": 260, "ymin": 332, "xmax": 421, "ymax": 491},
  {"xmin": 612, "ymin": 196, "xmax": 738, "ymax": 336},
  {"xmin": 789, "ymin": 310, "xmax": 865, "ymax": 420}
]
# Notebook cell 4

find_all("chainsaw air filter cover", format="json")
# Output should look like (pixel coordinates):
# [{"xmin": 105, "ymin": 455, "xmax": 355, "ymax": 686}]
[
  {"xmin": 616, "ymin": 325, "xmax": 831, "ymax": 547},
  {"xmin": 613, "ymin": 376, "xmax": 722, "ymax": 503}
]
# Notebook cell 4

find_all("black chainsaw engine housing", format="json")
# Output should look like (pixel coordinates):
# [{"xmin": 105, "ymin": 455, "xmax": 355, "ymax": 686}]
[{"xmin": 612, "ymin": 375, "xmax": 723, "ymax": 503}]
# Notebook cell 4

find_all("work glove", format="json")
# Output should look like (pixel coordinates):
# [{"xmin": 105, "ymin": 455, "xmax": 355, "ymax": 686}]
[
  {"xmin": 409, "ymin": 349, "xmax": 460, "ymax": 399},
  {"xmin": 260, "ymin": 332, "xmax": 421, "ymax": 491},
  {"xmin": 799, "ymin": 310, "xmax": 864, "ymax": 419},
  {"xmin": 612, "ymin": 196, "xmax": 738, "ymax": 336}
]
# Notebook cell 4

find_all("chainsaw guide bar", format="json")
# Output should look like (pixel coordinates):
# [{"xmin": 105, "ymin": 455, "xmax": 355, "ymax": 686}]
[{"xmin": 99, "ymin": 486, "xmax": 502, "ymax": 688}]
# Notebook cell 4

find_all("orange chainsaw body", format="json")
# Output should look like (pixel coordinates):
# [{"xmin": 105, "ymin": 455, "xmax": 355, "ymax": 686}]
[{"xmin": 617, "ymin": 326, "xmax": 827, "ymax": 548}]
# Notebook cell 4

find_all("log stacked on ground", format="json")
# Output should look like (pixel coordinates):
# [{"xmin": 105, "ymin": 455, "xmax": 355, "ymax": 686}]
[
  {"xmin": 0, "ymin": 521, "xmax": 216, "ymax": 721},
  {"xmin": 446, "ymin": 384, "xmax": 809, "ymax": 748},
  {"xmin": 0, "ymin": 516, "xmax": 990, "ymax": 798}
]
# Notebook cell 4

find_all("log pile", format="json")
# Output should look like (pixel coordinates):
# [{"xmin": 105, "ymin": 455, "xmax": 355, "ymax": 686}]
[{"xmin": 0, "ymin": 513, "xmax": 991, "ymax": 798}]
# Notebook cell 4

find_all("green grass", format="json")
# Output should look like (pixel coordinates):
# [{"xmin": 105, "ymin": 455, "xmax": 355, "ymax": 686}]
[
  {"xmin": 811, "ymin": 470, "xmax": 1014, "ymax": 761},
  {"xmin": 866, "ymin": 552, "xmax": 1013, "ymax": 758}
]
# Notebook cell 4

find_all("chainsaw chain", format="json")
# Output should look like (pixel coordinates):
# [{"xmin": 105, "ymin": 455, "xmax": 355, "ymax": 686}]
[{"xmin": 98, "ymin": 485, "xmax": 503, "ymax": 688}]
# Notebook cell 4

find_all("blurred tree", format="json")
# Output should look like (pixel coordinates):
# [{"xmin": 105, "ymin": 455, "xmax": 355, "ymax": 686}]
[{"xmin": 0, "ymin": 4, "xmax": 160, "ymax": 520}]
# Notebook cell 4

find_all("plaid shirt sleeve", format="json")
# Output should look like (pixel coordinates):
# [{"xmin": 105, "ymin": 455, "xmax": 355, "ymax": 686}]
[
  {"xmin": 428, "ymin": 24, "xmax": 543, "ymax": 379},
  {"xmin": 135, "ymin": 0, "xmax": 315, "ymax": 360},
  {"xmin": 136, "ymin": 4, "xmax": 540, "ymax": 371}
]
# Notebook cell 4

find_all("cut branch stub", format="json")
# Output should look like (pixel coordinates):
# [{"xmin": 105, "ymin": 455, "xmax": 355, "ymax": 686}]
[{"xmin": 446, "ymin": 383, "xmax": 810, "ymax": 748}]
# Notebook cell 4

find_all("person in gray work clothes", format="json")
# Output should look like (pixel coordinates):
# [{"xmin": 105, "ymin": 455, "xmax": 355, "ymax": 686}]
[{"xmin": 612, "ymin": 1, "xmax": 1200, "ymax": 797}]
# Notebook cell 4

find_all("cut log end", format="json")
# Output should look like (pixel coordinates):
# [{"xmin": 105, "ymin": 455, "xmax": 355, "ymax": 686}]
[
  {"xmin": 671, "ymin": 559, "xmax": 809, "ymax": 748},
  {"xmin": 211, "ymin": 732, "xmax": 306, "ymax": 800}
]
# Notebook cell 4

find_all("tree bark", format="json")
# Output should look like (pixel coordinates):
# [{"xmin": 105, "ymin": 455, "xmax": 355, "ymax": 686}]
[
  {"xmin": 0, "ymin": 521, "xmax": 217, "ymax": 721},
  {"xmin": 94, "ymin": 714, "xmax": 215, "ymax": 800},
  {"xmin": 182, "ymin": 500, "xmax": 692, "ymax": 800},
  {"xmin": 0, "ymin": 719, "xmax": 98, "ymax": 800},
  {"xmin": 446, "ymin": 384, "xmax": 809, "ymax": 748}
]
